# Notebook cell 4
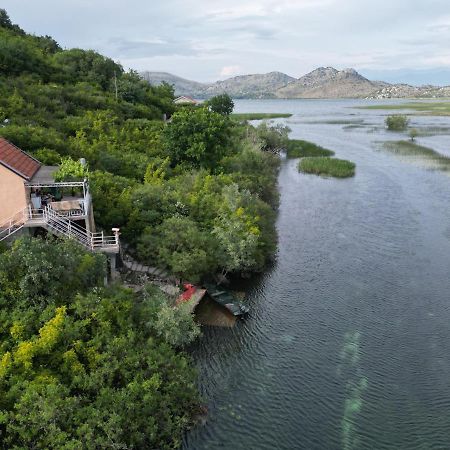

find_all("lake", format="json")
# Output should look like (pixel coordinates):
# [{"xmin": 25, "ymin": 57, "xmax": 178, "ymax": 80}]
[{"xmin": 183, "ymin": 99, "xmax": 450, "ymax": 450}]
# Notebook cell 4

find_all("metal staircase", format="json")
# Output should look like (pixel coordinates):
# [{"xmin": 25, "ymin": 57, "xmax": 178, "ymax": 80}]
[{"xmin": 0, "ymin": 206, "xmax": 119, "ymax": 253}]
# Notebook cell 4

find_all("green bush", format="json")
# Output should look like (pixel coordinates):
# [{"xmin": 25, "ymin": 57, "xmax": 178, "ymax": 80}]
[
  {"xmin": 385, "ymin": 114, "xmax": 409, "ymax": 131},
  {"xmin": 298, "ymin": 157, "xmax": 355, "ymax": 178},
  {"xmin": 286, "ymin": 139, "xmax": 334, "ymax": 158}
]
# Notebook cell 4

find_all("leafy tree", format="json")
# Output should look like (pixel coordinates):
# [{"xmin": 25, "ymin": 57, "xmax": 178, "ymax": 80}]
[
  {"xmin": 0, "ymin": 29, "xmax": 51, "ymax": 78},
  {"xmin": 33, "ymin": 147, "xmax": 61, "ymax": 165},
  {"xmin": 252, "ymin": 121, "xmax": 290, "ymax": 151},
  {"xmin": 53, "ymin": 48, "xmax": 123, "ymax": 89},
  {"xmin": 144, "ymin": 216, "xmax": 217, "ymax": 282},
  {"xmin": 53, "ymin": 156, "xmax": 88, "ymax": 181},
  {"xmin": 212, "ymin": 184, "xmax": 261, "ymax": 276},
  {"xmin": 144, "ymin": 156, "xmax": 170, "ymax": 185},
  {"xmin": 0, "ymin": 9, "xmax": 24, "ymax": 34},
  {"xmin": 163, "ymin": 107, "xmax": 234, "ymax": 170},
  {"xmin": 206, "ymin": 93, "xmax": 234, "ymax": 115}
]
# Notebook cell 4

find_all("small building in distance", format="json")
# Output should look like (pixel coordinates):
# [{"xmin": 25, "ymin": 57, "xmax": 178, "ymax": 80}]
[{"xmin": 174, "ymin": 95, "xmax": 199, "ymax": 105}]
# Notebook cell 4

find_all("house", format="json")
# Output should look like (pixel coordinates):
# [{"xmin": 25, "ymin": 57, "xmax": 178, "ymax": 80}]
[
  {"xmin": 0, "ymin": 138, "xmax": 120, "ymax": 260},
  {"xmin": 174, "ymin": 95, "xmax": 199, "ymax": 105}
]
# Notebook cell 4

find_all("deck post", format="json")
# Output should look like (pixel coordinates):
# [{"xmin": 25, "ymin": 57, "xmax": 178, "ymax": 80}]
[
  {"xmin": 112, "ymin": 228, "xmax": 120, "ymax": 249},
  {"xmin": 109, "ymin": 254, "xmax": 118, "ymax": 280}
]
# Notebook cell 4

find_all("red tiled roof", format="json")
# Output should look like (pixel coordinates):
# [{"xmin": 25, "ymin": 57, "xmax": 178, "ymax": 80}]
[{"xmin": 0, "ymin": 138, "xmax": 41, "ymax": 180}]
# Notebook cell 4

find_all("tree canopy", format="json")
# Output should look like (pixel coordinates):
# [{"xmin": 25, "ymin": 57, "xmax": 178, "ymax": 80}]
[
  {"xmin": 0, "ymin": 238, "xmax": 200, "ymax": 449},
  {"xmin": 206, "ymin": 93, "xmax": 234, "ymax": 115}
]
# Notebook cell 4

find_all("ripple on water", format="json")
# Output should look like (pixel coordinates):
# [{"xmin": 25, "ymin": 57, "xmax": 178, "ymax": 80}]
[{"xmin": 183, "ymin": 100, "xmax": 450, "ymax": 450}]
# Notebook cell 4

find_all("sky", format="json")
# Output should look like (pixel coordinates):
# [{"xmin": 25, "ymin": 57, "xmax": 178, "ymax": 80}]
[{"xmin": 3, "ymin": 0, "xmax": 450, "ymax": 85}]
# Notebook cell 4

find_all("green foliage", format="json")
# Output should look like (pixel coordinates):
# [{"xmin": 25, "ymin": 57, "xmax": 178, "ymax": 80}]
[
  {"xmin": 222, "ymin": 142, "xmax": 280, "ymax": 207},
  {"xmin": 163, "ymin": 107, "xmax": 234, "ymax": 170},
  {"xmin": 52, "ymin": 48, "xmax": 123, "ymax": 89},
  {"xmin": 0, "ymin": 28, "xmax": 51, "ymax": 79},
  {"xmin": 212, "ymin": 184, "xmax": 261, "ymax": 275},
  {"xmin": 249, "ymin": 121, "xmax": 291, "ymax": 151},
  {"xmin": 298, "ymin": 157, "xmax": 356, "ymax": 178},
  {"xmin": 385, "ymin": 114, "xmax": 409, "ymax": 131},
  {"xmin": 142, "ymin": 216, "xmax": 217, "ymax": 282},
  {"xmin": 286, "ymin": 139, "xmax": 335, "ymax": 158},
  {"xmin": 0, "ymin": 238, "xmax": 105, "ymax": 307},
  {"xmin": 0, "ymin": 238, "xmax": 200, "ymax": 448},
  {"xmin": 144, "ymin": 156, "xmax": 170, "ymax": 185},
  {"xmin": 53, "ymin": 157, "xmax": 88, "ymax": 181},
  {"xmin": 152, "ymin": 298, "xmax": 202, "ymax": 347},
  {"xmin": 33, "ymin": 147, "xmax": 61, "ymax": 165},
  {"xmin": 206, "ymin": 93, "xmax": 234, "ymax": 115}
]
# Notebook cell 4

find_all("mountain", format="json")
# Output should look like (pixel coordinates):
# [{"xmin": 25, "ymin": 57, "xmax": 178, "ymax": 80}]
[
  {"xmin": 142, "ymin": 71, "xmax": 295, "ymax": 99},
  {"xmin": 204, "ymin": 72, "xmax": 296, "ymax": 98},
  {"xmin": 141, "ymin": 68, "xmax": 450, "ymax": 99},
  {"xmin": 275, "ymin": 67, "xmax": 387, "ymax": 98},
  {"xmin": 141, "ymin": 71, "xmax": 208, "ymax": 98}
]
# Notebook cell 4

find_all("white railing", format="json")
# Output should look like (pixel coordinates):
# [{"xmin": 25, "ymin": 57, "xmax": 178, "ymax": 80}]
[
  {"xmin": 24, "ymin": 181, "xmax": 86, "ymax": 188},
  {"xmin": 0, "ymin": 208, "xmax": 28, "ymax": 241},
  {"xmin": 0, "ymin": 206, "xmax": 120, "ymax": 253}
]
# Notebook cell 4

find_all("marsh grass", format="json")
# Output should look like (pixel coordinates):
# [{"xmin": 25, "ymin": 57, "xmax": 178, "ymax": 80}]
[
  {"xmin": 359, "ymin": 101, "xmax": 450, "ymax": 116},
  {"xmin": 383, "ymin": 140, "xmax": 450, "ymax": 172},
  {"xmin": 286, "ymin": 139, "xmax": 335, "ymax": 158},
  {"xmin": 298, "ymin": 157, "xmax": 356, "ymax": 178},
  {"xmin": 232, "ymin": 112, "xmax": 293, "ymax": 120},
  {"xmin": 408, "ymin": 126, "xmax": 450, "ymax": 137},
  {"xmin": 309, "ymin": 119, "xmax": 366, "ymax": 125}
]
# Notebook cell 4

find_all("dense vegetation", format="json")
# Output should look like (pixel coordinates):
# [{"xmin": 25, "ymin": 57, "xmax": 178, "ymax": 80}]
[
  {"xmin": 0, "ymin": 9, "xmax": 291, "ymax": 447},
  {"xmin": 0, "ymin": 10, "xmax": 283, "ymax": 283},
  {"xmin": 0, "ymin": 238, "xmax": 200, "ymax": 449},
  {"xmin": 385, "ymin": 114, "xmax": 409, "ymax": 131},
  {"xmin": 286, "ymin": 139, "xmax": 334, "ymax": 158},
  {"xmin": 298, "ymin": 157, "xmax": 356, "ymax": 178}
]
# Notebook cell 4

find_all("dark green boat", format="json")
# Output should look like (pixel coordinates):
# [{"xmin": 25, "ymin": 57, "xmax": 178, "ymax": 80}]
[{"xmin": 204, "ymin": 284, "xmax": 250, "ymax": 318}]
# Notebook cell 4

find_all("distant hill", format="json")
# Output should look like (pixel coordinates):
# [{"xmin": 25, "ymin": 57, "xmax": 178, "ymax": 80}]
[
  {"xmin": 274, "ymin": 67, "xmax": 387, "ymax": 98},
  {"xmin": 141, "ymin": 71, "xmax": 295, "ymax": 99},
  {"xmin": 140, "ymin": 71, "xmax": 208, "ymax": 98},
  {"xmin": 141, "ymin": 67, "xmax": 450, "ymax": 99},
  {"xmin": 204, "ymin": 72, "xmax": 296, "ymax": 98}
]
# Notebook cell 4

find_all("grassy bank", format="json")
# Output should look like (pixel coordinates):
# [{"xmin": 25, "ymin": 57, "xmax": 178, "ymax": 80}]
[
  {"xmin": 286, "ymin": 139, "xmax": 335, "ymax": 158},
  {"xmin": 383, "ymin": 140, "xmax": 450, "ymax": 171},
  {"xmin": 298, "ymin": 157, "xmax": 356, "ymax": 178},
  {"xmin": 359, "ymin": 101, "xmax": 450, "ymax": 116},
  {"xmin": 232, "ymin": 112, "xmax": 293, "ymax": 121}
]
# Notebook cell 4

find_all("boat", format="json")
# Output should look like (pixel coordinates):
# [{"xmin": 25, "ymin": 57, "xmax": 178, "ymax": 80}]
[{"xmin": 204, "ymin": 284, "xmax": 250, "ymax": 318}]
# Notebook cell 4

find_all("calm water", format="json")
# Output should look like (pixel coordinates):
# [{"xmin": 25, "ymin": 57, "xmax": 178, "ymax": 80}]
[{"xmin": 183, "ymin": 99, "xmax": 450, "ymax": 450}]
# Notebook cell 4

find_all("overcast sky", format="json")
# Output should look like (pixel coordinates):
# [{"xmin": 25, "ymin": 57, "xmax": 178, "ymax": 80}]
[{"xmin": 4, "ymin": 0, "xmax": 450, "ymax": 84}]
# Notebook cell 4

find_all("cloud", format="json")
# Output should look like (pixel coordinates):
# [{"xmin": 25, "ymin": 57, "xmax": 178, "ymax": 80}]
[
  {"xmin": 106, "ymin": 38, "xmax": 194, "ymax": 58},
  {"xmin": 220, "ymin": 65, "xmax": 242, "ymax": 78},
  {"xmin": 3, "ymin": 0, "xmax": 450, "ymax": 84}
]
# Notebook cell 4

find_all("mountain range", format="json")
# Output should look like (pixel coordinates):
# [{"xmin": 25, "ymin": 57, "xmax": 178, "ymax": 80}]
[{"xmin": 141, "ymin": 67, "xmax": 450, "ymax": 99}]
